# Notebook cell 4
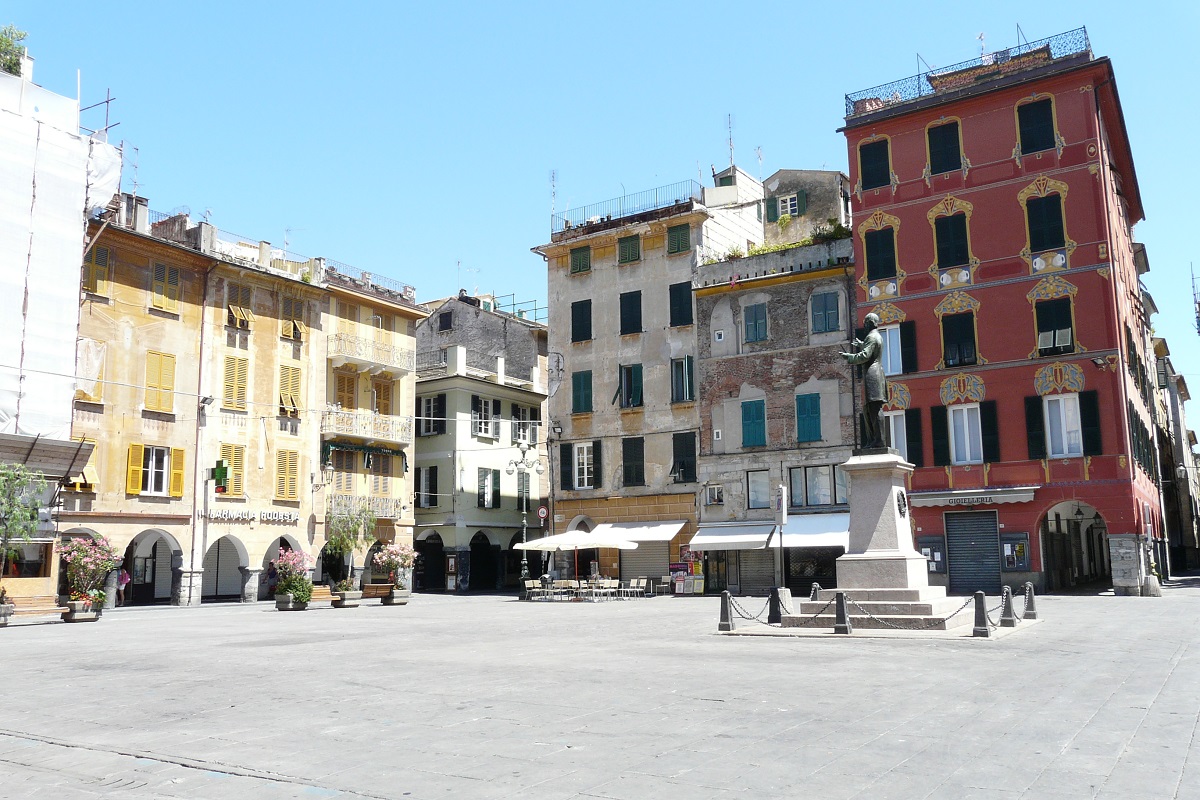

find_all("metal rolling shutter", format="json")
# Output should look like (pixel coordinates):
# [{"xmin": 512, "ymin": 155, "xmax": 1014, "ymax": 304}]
[
  {"xmin": 945, "ymin": 511, "xmax": 1001, "ymax": 595},
  {"xmin": 620, "ymin": 542, "xmax": 669, "ymax": 582},
  {"xmin": 153, "ymin": 540, "xmax": 173, "ymax": 600},
  {"xmin": 738, "ymin": 549, "xmax": 776, "ymax": 596}
]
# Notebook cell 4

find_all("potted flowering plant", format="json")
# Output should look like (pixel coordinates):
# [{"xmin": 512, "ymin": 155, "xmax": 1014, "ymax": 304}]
[
  {"xmin": 331, "ymin": 575, "xmax": 363, "ymax": 608},
  {"xmin": 59, "ymin": 536, "xmax": 120, "ymax": 622},
  {"xmin": 372, "ymin": 543, "xmax": 415, "ymax": 605},
  {"xmin": 274, "ymin": 549, "xmax": 313, "ymax": 611}
]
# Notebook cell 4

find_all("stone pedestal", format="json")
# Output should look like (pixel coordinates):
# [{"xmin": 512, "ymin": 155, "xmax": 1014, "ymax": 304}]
[
  {"xmin": 785, "ymin": 450, "xmax": 973, "ymax": 631},
  {"xmin": 103, "ymin": 569, "xmax": 119, "ymax": 610},
  {"xmin": 239, "ymin": 567, "xmax": 262, "ymax": 603},
  {"xmin": 1108, "ymin": 533, "xmax": 1145, "ymax": 597},
  {"xmin": 177, "ymin": 569, "xmax": 204, "ymax": 607}
]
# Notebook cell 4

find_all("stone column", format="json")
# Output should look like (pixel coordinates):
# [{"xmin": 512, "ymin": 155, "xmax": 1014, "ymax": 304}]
[
  {"xmin": 456, "ymin": 547, "xmax": 470, "ymax": 593},
  {"xmin": 239, "ymin": 567, "xmax": 262, "ymax": 603},
  {"xmin": 177, "ymin": 569, "xmax": 204, "ymax": 606},
  {"xmin": 834, "ymin": 450, "xmax": 927, "ymax": 590},
  {"xmin": 1107, "ymin": 533, "xmax": 1144, "ymax": 596},
  {"xmin": 103, "ymin": 569, "xmax": 119, "ymax": 610},
  {"xmin": 350, "ymin": 565, "xmax": 367, "ymax": 590}
]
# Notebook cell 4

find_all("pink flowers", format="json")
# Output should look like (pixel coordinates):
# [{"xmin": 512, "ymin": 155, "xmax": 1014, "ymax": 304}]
[
  {"xmin": 275, "ymin": 548, "xmax": 311, "ymax": 578},
  {"xmin": 372, "ymin": 543, "xmax": 415, "ymax": 572},
  {"xmin": 60, "ymin": 536, "xmax": 120, "ymax": 595}
]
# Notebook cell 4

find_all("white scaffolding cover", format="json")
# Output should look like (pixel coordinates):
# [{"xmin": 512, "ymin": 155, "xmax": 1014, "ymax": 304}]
[{"xmin": 0, "ymin": 71, "xmax": 120, "ymax": 438}]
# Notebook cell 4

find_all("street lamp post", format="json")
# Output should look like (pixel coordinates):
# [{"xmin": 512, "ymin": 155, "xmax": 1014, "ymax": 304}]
[{"xmin": 506, "ymin": 441, "xmax": 546, "ymax": 581}]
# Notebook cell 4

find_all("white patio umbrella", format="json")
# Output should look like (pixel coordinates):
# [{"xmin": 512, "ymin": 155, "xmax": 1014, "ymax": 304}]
[{"xmin": 515, "ymin": 529, "xmax": 639, "ymax": 551}]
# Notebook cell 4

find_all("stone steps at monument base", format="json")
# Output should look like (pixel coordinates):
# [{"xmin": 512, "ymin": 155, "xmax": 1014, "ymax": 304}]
[
  {"xmin": 797, "ymin": 600, "xmax": 963, "ymax": 616},
  {"xmin": 810, "ymin": 587, "xmax": 949, "ymax": 603},
  {"xmin": 781, "ymin": 610, "xmax": 975, "ymax": 631}
]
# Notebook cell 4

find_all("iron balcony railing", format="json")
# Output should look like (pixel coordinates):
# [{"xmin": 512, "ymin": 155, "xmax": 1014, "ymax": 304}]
[
  {"xmin": 328, "ymin": 332, "xmax": 416, "ymax": 372},
  {"xmin": 845, "ymin": 27, "xmax": 1090, "ymax": 118},
  {"xmin": 327, "ymin": 493, "xmax": 405, "ymax": 520},
  {"xmin": 551, "ymin": 180, "xmax": 703, "ymax": 234},
  {"xmin": 320, "ymin": 410, "xmax": 414, "ymax": 444}
]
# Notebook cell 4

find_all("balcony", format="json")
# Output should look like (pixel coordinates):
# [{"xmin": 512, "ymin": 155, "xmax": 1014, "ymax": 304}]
[
  {"xmin": 328, "ymin": 333, "xmax": 416, "ymax": 373},
  {"xmin": 327, "ymin": 493, "xmax": 405, "ymax": 520},
  {"xmin": 550, "ymin": 179, "xmax": 703, "ymax": 236},
  {"xmin": 321, "ymin": 410, "xmax": 414, "ymax": 444},
  {"xmin": 845, "ymin": 27, "xmax": 1090, "ymax": 119}
]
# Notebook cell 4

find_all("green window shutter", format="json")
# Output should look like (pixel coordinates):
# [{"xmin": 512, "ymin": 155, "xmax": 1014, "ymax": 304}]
[
  {"xmin": 904, "ymin": 408, "xmax": 924, "ymax": 467},
  {"xmin": 1079, "ymin": 390, "xmax": 1102, "ymax": 456},
  {"xmin": 571, "ymin": 299, "xmax": 592, "ymax": 342},
  {"xmin": 619, "ymin": 291, "xmax": 642, "ymax": 335},
  {"xmin": 797, "ymin": 393, "xmax": 821, "ymax": 443},
  {"xmin": 673, "ymin": 432, "xmax": 696, "ymax": 482},
  {"xmin": 592, "ymin": 440, "xmax": 603, "ymax": 488},
  {"xmin": 859, "ymin": 140, "xmax": 891, "ymax": 190},
  {"xmin": 1025, "ymin": 396, "xmax": 1046, "ymax": 459},
  {"xmin": 477, "ymin": 468, "xmax": 487, "ymax": 507},
  {"xmin": 742, "ymin": 400, "xmax": 765, "ymax": 447},
  {"xmin": 622, "ymin": 437, "xmax": 645, "ymax": 486},
  {"xmin": 685, "ymin": 355, "xmax": 694, "ymax": 401},
  {"xmin": 931, "ymin": 406, "xmax": 951, "ymax": 466},
  {"xmin": 935, "ymin": 213, "xmax": 969, "ymax": 268},
  {"xmin": 796, "ymin": 190, "xmax": 807, "ymax": 216},
  {"xmin": 669, "ymin": 282, "xmax": 693, "ymax": 327},
  {"xmin": 864, "ymin": 228, "xmax": 897, "ymax": 280},
  {"xmin": 618, "ymin": 235, "xmax": 640, "ymax": 264},
  {"xmin": 572, "ymin": 371, "xmax": 592, "ymax": 413},
  {"xmin": 570, "ymin": 246, "xmax": 591, "ymax": 273},
  {"xmin": 980, "ymin": 400, "xmax": 1000, "ymax": 463},
  {"xmin": 667, "ymin": 224, "xmax": 691, "ymax": 254},
  {"xmin": 631, "ymin": 364, "xmax": 643, "ymax": 407},
  {"xmin": 765, "ymin": 197, "xmax": 779, "ymax": 223},
  {"xmin": 900, "ymin": 320, "xmax": 918, "ymax": 373},
  {"xmin": 491, "ymin": 468, "xmax": 501, "ymax": 509},
  {"xmin": 560, "ymin": 443, "xmax": 573, "ymax": 490}
]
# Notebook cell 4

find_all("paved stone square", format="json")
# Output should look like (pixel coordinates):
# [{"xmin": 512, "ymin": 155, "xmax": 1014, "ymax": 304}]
[{"xmin": 2, "ymin": 580, "xmax": 1200, "ymax": 799}]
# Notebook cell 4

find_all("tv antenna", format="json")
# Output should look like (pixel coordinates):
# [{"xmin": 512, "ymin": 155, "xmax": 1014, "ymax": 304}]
[
  {"xmin": 727, "ymin": 113, "xmax": 735, "ymax": 167},
  {"xmin": 550, "ymin": 169, "xmax": 557, "ymax": 218},
  {"xmin": 1016, "ymin": 23, "xmax": 1030, "ymax": 47},
  {"xmin": 977, "ymin": 32, "xmax": 987, "ymax": 57},
  {"xmin": 754, "ymin": 146, "xmax": 763, "ymax": 181}
]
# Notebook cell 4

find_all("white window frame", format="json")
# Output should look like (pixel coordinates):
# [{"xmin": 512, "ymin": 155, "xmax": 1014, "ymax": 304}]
[
  {"xmin": 513, "ymin": 405, "xmax": 531, "ymax": 444},
  {"xmin": 419, "ymin": 396, "xmax": 437, "ymax": 436},
  {"xmin": 473, "ymin": 399, "xmax": 496, "ymax": 438},
  {"xmin": 778, "ymin": 195, "xmax": 799, "ymax": 217},
  {"xmin": 670, "ymin": 357, "xmax": 694, "ymax": 403},
  {"xmin": 883, "ymin": 410, "xmax": 907, "ymax": 462},
  {"xmin": 880, "ymin": 324, "xmax": 902, "ymax": 377},
  {"xmin": 1044, "ymin": 393, "xmax": 1083, "ymax": 458},
  {"xmin": 705, "ymin": 485, "xmax": 724, "ymax": 505},
  {"xmin": 479, "ymin": 468, "xmax": 498, "ymax": 509},
  {"xmin": 949, "ymin": 403, "xmax": 983, "ymax": 465},
  {"xmin": 747, "ymin": 470, "xmax": 770, "ymax": 509},
  {"xmin": 574, "ymin": 442, "xmax": 594, "ymax": 490},
  {"xmin": 141, "ymin": 446, "xmax": 170, "ymax": 496},
  {"xmin": 417, "ymin": 466, "xmax": 437, "ymax": 508}
]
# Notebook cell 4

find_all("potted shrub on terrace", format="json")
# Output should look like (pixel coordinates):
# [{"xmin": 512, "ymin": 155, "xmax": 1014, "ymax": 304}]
[
  {"xmin": 274, "ymin": 549, "xmax": 313, "ymax": 611},
  {"xmin": 59, "ymin": 536, "xmax": 120, "ymax": 622},
  {"xmin": 372, "ymin": 543, "xmax": 415, "ymax": 605}
]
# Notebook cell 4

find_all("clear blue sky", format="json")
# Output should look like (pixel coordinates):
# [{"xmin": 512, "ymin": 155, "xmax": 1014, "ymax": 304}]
[{"xmin": 10, "ymin": 1, "xmax": 1200, "ymax": 412}]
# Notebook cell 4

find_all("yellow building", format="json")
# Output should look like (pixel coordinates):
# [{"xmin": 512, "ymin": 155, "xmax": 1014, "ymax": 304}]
[
  {"xmin": 64, "ymin": 196, "xmax": 422, "ymax": 605},
  {"xmin": 321, "ymin": 267, "xmax": 425, "ymax": 585}
]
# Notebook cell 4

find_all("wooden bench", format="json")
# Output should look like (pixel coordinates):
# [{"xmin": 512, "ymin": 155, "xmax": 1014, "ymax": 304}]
[
  {"xmin": 10, "ymin": 595, "xmax": 70, "ymax": 617},
  {"xmin": 361, "ymin": 584, "xmax": 395, "ymax": 604},
  {"xmin": 309, "ymin": 585, "xmax": 334, "ymax": 604}
]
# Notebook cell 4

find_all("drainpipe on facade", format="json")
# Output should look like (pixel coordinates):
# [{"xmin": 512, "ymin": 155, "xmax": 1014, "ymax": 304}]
[{"xmin": 184, "ymin": 262, "xmax": 218, "ymax": 606}]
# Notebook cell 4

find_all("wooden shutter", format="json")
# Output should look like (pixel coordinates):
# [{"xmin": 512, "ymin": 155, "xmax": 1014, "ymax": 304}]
[
  {"xmin": 471, "ymin": 394, "xmax": 481, "ymax": 433},
  {"xmin": 900, "ymin": 321, "xmax": 918, "ymax": 374},
  {"xmin": 477, "ymin": 468, "xmax": 487, "ymax": 507},
  {"xmin": 684, "ymin": 355, "xmax": 694, "ymax": 401},
  {"xmin": 164, "ymin": 266, "xmax": 180, "ymax": 311},
  {"xmin": 980, "ymin": 400, "xmax": 1000, "ymax": 463},
  {"xmin": 492, "ymin": 399, "xmax": 502, "ymax": 428},
  {"xmin": 491, "ymin": 468, "xmax": 501, "ymax": 509},
  {"xmin": 434, "ymin": 394, "xmax": 447, "ymax": 434},
  {"xmin": 765, "ymin": 197, "xmax": 779, "ymax": 223},
  {"xmin": 221, "ymin": 443, "xmax": 244, "ymax": 496},
  {"xmin": 428, "ymin": 465, "xmax": 439, "ymax": 507},
  {"xmin": 560, "ymin": 443, "xmax": 573, "ymax": 491},
  {"xmin": 931, "ymin": 406, "xmax": 950, "ymax": 467},
  {"xmin": 904, "ymin": 408, "xmax": 924, "ymax": 467},
  {"xmin": 152, "ymin": 263, "xmax": 167, "ymax": 308},
  {"xmin": 223, "ymin": 356, "xmax": 245, "ymax": 410},
  {"xmin": 742, "ymin": 400, "xmax": 765, "ymax": 447},
  {"xmin": 145, "ymin": 352, "xmax": 161, "ymax": 411},
  {"xmin": 530, "ymin": 405, "xmax": 540, "ymax": 444},
  {"xmin": 572, "ymin": 299, "xmax": 592, "ymax": 342},
  {"xmin": 1079, "ymin": 390, "xmax": 1102, "ymax": 456},
  {"xmin": 126, "ymin": 443, "xmax": 144, "ymax": 495},
  {"xmin": 1025, "ymin": 396, "xmax": 1047, "ymax": 459},
  {"xmin": 337, "ymin": 372, "xmax": 356, "ymax": 408},
  {"xmin": 865, "ymin": 228, "xmax": 896, "ymax": 280},
  {"xmin": 796, "ymin": 190, "xmax": 807, "ymax": 215},
  {"xmin": 168, "ymin": 448, "xmax": 186, "ymax": 497},
  {"xmin": 669, "ymin": 282, "xmax": 693, "ymax": 327},
  {"xmin": 276, "ymin": 450, "xmax": 298, "ymax": 500},
  {"xmin": 620, "ymin": 291, "xmax": 641, "ymax": 335},
  {"xmin": 631, "ymin": 364, "xmax": 643, "ymax": 407},
  {"xmin": 286, "ymin": 450, "xmax": 299, "ymax": 500},
  {"xmin": 84, "ymin": 246, "xmax": 110, "ymax": 295},
  {"xmin": 374, "ymin": 380, "xmax": 392, "ymax": 415},
  {"xmin": 797, "ymin": 393, "xmax": 821, "ymax": 442},
  {"xmin": 592, "ymin": 440, "xmax": 603, "ymax": 488}
]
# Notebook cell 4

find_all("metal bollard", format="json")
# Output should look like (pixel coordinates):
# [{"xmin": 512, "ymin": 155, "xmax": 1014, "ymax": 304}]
[
  {"xmin": 1000, "ymin": 586, "xmax": 1017, "ymax": 627},
  {"xmin": 810, "ymin": 582, "xmax": 822, "ymax": 601},
  {"xmin": 833, "ymin": 591, "xmax": 853, "ymax": 634},
  {"xmin": 719, "ymin": 591, "xmax": 734, "ymax": 632},
  {"xmin": 972, "ymin": 591, "xmax": 990, "ymax": 638},
  {"xmin": 767, "ymin": 587, "xmax": 782, "ymax": 624},
  {"xmin": 1023, "ymin": 582, "xmax": 1038, "ymax": 620}
]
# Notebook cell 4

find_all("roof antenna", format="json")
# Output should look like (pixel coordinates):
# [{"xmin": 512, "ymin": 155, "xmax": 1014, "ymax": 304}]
[
  {"xmin": 977, "ymin": 32, "xmax": 987, "ymax": 57},
  {"xmin": 549, "ymin": 169, "xmax": 557, "ymax": 218},
  {"xmin": 727, "ymin": 113, "xmax": 735, "ymax": 168},
  {"xmin": 754, "ymin": 146, "xmax": 763, "ymax": 181},
  {"xmin": 917, "ymin": 52, "xmax": 935, "ymax": 73},
  {"xmin": 1016, "ymin": 23, "xmax": 1029, "ymax": 47}
]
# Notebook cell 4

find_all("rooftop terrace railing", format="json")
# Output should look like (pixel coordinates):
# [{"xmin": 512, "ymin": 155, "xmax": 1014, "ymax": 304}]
[
  {"xmin": 845, "ymin": 27, "xmax": 1090, "ymax": 119},
  {"xmin": 551, "ymin": 180, "xmax": 702, "ymax": 234}
]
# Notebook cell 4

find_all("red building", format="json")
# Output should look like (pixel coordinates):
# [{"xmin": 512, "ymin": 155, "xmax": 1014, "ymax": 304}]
[{"xmin": 841, "ymin": 28, "xmax": 1160, "ymax": 595}]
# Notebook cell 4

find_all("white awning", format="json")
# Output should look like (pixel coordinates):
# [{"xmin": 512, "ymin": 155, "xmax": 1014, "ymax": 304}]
[
  {"xmin": 689, "ymin": 523, "xmax": 775, "ymax": 551},
  {"xmin": 778, "ymin": 513, "xmax": 849, "ymax": 550},
  {"xmin": 590, "ymin": 521, "xmax": 686, "ymax": 543},
  {"xmin": 908, "ymin": 486, "xmax": 1039, "ymax": 508}
]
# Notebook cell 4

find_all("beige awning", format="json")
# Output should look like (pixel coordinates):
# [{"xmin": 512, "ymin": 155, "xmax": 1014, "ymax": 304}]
[
  {"xmin": 589, "ymin": 521, "xmax": 686, "ymax": 543},
  {"xmin": 689, "ymin": 523, "xmax": 775, "ymax": 551},
  {"xmin": 778, "ymin": 513, "xmax": 849, "ymax": 549}
]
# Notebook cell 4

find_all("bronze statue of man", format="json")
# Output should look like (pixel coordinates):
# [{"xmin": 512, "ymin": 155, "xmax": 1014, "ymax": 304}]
[{"xmin": 840, "ymin": 312, "xmax": 888, "ymax": 449}]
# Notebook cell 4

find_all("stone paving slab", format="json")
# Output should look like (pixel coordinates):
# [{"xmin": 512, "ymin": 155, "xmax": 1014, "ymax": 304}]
[{"xmin": 2, "ymin": 578, "xmax": 1200, "ymax": 799}]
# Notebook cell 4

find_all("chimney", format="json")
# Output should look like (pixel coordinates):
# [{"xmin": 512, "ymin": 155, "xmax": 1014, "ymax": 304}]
[{"xmin": 120, "ymin": 194, "xmax": 150, "ymax": 233}]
